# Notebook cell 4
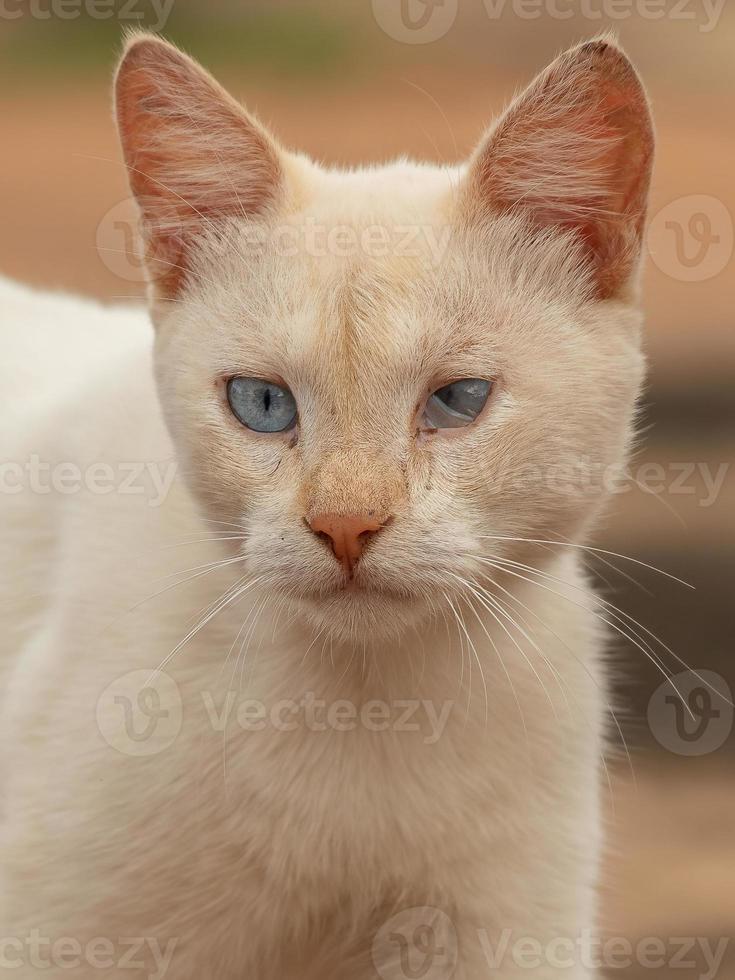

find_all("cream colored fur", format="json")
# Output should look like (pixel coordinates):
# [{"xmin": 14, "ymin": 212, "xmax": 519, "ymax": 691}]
[{"xmin": 0, "ymin": 35, "xmax": 652, "ymax": 980}]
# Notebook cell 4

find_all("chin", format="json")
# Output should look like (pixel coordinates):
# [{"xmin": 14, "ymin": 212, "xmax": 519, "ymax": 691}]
[{"xmin": 293, "ymin": 582, "xmax": 432, "ymax": 647}]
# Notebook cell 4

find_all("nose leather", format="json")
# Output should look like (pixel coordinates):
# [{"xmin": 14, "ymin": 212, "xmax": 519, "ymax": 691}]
[{"xmin": 308, "ymin": 513, "xmax": 386, "ymax": 576}]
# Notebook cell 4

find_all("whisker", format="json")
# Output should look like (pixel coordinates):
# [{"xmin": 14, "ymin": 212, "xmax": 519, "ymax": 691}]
[
  {"xmin": 626, "ymin": 471, "xmax": 688, "ymax": 528},
  {"xmin": 453, "ymin": 592, "xmax": 490, "ymax": 726},
  {"xmin": 476, "ymin": 534, "xmax": 694, "ymax": 590},
  {"xmin": 148, "ymin": 552, "xmax": 245, "ymax": 586},
  {"xmin": 201, "ymin": 519, "xmax": 251, "ymax": 532},
  {"xmin": 481, "ymin": 580, "xmax": 623, "ymax": 810},
  {"xmin": 479, "ymin": 568, "xmax": 636, "ymax": 791},
  {"xmin": 491, "ymin": 554, "xmax": 672, "ymax": 680},
  {"xmin": 487, "ymin": 552, "xmax": 731, "ymax": 711},
  {"xmin": 152, "ymin": 574, "xmax": 263, "ymax": 680},
  {"xmin": 441, "ymin": 591, "xmax": 471, "ymax": 716},
  {"xmin": 142, "ymin": 535, "xmax": 246, "ymax": 554},
  {"xmin": 472, "ymin": 555, "xmax": 699, "ymax": 721},
  {"xmin": 447, "ymin": 573, "xmax": 560, "ymax": 722},
  {"xmin": 240, "ymin": 593, "xmax": 271, "ymax": 692},
  {"xmin": 300, "ymin": 622, "xmax": 328, "ymax": 668},
  {"xmin": 448, "ymin": 579, "xmax": 530, "ymax": 752},
  {"xmin": 100, "ymin": 553, "xmax": 246, "ymax": 639}
]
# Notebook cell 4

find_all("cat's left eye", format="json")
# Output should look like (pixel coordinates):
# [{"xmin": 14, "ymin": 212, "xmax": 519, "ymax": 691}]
[
  {"xmin": 227, "ymin": 377, "xmax": 297, "ymax": 433},
  {"xmin": 422, "ymin": 378, "xmax": 492, "ymax": 430}
]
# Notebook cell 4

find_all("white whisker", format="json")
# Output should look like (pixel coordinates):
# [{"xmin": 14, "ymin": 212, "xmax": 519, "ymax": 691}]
[{"xmin": 476, "ymin": 534, "xmax": 694, "ymax": 590}]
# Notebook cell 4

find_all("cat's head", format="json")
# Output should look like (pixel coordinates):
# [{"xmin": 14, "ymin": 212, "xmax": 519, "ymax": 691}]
[{"xmin": 115, "ymin": 34, "xmax": 653, "ymax": 642}]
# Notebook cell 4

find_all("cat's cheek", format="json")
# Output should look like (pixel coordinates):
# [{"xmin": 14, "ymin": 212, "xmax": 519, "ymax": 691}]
[{"xmin": 169, "ymin": 410, "xmax": 296, "ymax": 531}]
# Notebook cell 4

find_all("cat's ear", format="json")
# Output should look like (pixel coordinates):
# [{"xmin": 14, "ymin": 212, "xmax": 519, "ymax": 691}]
[
  {"xmin": 463, "ymin": 37, "xmax": 654, "ymax": 300},
  {"xmin": 114, "ymin": 33, "xmax": 284, "ymax": 297}
]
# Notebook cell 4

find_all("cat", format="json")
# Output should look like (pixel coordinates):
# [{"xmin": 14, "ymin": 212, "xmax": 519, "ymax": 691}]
[{"xmin": 0, "ymin": 31, "xmax": 653, "ymax": 980}]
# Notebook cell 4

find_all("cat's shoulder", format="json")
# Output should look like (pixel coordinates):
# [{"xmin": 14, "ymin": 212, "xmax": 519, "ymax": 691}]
[
  {"xmin": 0, "ymin": 274, "xmax": 152, "ymax": 411},
  {"xmin": 0, "ymin": 274, "xmax": 150, "ymax": 346}
]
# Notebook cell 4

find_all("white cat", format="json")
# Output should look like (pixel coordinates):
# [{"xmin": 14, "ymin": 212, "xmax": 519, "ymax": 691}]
[{"xmin": 0, "ymin": 33, "xmax": 652, "ymax": 980}]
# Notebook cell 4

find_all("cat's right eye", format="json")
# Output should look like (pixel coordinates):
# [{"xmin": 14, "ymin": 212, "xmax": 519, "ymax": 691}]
[{"xmin": 227, "ymin": 377, "xmax": 297, "ymax": 433}]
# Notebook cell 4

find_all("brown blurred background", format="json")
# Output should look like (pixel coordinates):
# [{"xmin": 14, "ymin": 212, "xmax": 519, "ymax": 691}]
[{"xmin": 1, "ymin": 1, "xmax": 733, "ymax": 974}]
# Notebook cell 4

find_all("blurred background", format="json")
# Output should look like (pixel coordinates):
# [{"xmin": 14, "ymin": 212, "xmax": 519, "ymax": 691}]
[{"xmin": 1, "ymin": 1, "xmax": 733, "ymax": 974}]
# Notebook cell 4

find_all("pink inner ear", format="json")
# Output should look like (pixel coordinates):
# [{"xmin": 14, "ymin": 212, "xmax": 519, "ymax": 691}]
[
  {"xmin": 466, "ymin": 40, "xmax": 654, "ymax": 300},
  {"xmin": 115, "ymin": 38, "xmax": 283, "ymax": 297}
]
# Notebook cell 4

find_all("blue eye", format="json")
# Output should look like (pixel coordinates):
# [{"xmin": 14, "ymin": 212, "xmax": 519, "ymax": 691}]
[
  {"xmin": 423, "ymin": 378, "xmax": 492, "ymax": 430},
  {"xmin": 227, "ymin": 377, "xmax": 297, "ymax": 433}
]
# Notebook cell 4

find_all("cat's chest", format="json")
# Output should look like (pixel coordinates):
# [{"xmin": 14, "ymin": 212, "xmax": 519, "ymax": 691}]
[{"xmin": 179, "ymin": 666, "xmax": 540, "ymax": 886}]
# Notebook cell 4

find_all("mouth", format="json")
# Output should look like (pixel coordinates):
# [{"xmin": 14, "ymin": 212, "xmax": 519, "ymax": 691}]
[
  {"xmin": 299, "ymin": 578, "xmax": 411, "ymax": 603},
  {"xmin": 294, "ymin": 574, "xmax": 425, "ymax": 614},
  {"xmin": 333, "ymin": 573, "xmax": 390, "ymax": 594},
  {"xmin": 292, "ymin": 586, "xmax": 430, "ymax": 644}
]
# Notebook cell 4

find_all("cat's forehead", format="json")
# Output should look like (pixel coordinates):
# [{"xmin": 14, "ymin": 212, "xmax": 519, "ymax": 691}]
[
  {"xmin": 300, "ymin": 158, "xmax": 463, "ymax": 218},
  {"xmin": 278, "ymin": 159, "xmax": 462, "ymax": 275},
  {"xmin": 258, "ymin": 244, "xmax": 442, "ymax": 373},
  {"xmin": 191, "ymin": 161, "xmax": 589, "ymax": 383},
  {"xmin": 202, "ymin": 178, "xmax": 465, "ymax": 364},
  {"xmin": 191, "ymin": 233, "xmax": 465, "ymax": 411}
]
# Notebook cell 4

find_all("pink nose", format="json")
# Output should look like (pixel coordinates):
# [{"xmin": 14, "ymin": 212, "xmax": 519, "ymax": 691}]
[{"xmin": 308, "ymin": 513, "xmax": 386, "ymax": 576}]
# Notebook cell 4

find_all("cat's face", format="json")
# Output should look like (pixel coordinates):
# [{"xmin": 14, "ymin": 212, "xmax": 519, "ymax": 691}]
[{"xmin": 116, "ymin": 34, "xmax": 652, "ymax": 641}]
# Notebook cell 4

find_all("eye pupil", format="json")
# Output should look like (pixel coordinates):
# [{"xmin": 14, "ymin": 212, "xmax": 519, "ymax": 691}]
[{"xmin": 227, "ymin": 377, "xmax": 297, "ymax": 433}]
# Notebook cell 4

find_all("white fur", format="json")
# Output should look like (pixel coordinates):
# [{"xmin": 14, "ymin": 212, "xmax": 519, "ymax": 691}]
[{"xmin": 0, "ymin": 35, "xmax": 652, "ymax": 980}]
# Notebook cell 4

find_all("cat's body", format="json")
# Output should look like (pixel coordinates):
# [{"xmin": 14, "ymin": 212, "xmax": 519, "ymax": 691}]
[
  {"xmin": 0, "ymin": 274, "xmax": 602, "ymax": 976},
  {"xmin": 0, "ymin": 35, "xmax": 652, "ymax": 979}
]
